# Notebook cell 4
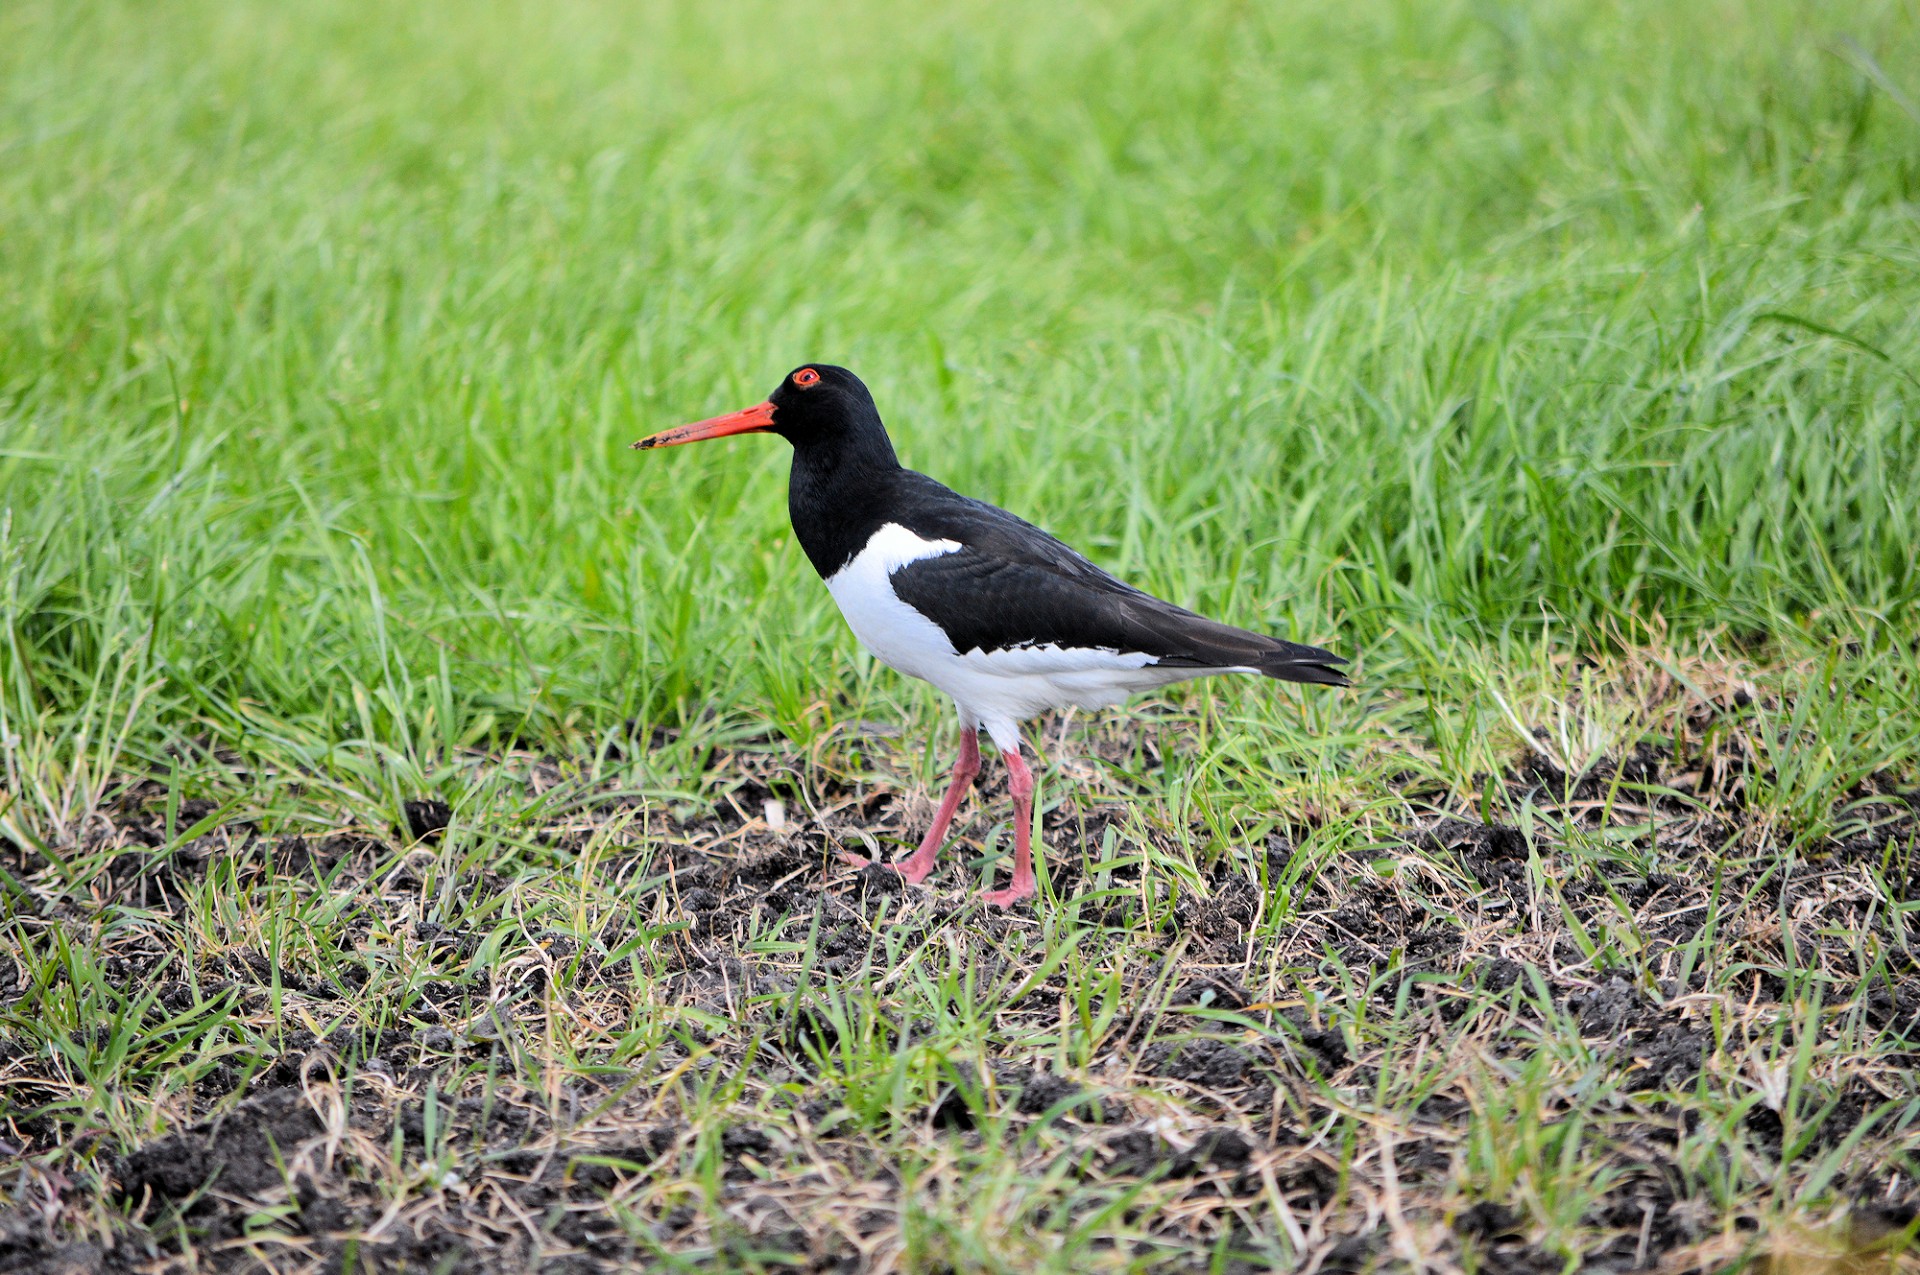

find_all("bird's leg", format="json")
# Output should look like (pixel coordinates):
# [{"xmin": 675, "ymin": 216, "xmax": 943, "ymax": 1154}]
[
  {"xmin": 840, "ymin": 729, "xmax": 979, "ymax": 884},
  {"xmin": 892, "ymin": 729, "xmax": 980, "ymax": 883},
  {"xmin": 979, "ymin": 740, "xmax": 1038, "ymax": 908}
]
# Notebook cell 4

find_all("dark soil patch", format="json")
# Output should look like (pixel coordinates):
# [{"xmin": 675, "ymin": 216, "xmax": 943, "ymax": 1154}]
[
  {"xmin": 402, "ymin": 798, "xmax": 453, "ymax": 842},
  {"xmin": 1104, "ymin": 1126, "xmax": 1254, "ymax": 1178},
  {"xmin": 1140, "ymin": 1037, "xmax": 1254, "ymax": 1089},
  {"xmin": 116, "ymin": 1088, "xmax": 324, "ymax": 1215}
]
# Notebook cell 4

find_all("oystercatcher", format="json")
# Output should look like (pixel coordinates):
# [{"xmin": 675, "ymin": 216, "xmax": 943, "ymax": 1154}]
[{"xmin": 634, "ymin": 365, "xmax": 1346, "ymax": 907}]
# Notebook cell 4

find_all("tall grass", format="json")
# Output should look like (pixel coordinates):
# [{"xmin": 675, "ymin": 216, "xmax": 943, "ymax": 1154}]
[{"xmin": 5, "ymin": 0, "xmax": 1917, "ymax": 800}]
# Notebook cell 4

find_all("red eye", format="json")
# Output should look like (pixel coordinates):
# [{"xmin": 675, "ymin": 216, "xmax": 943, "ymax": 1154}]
[{"xmin": 793, "ymin": 368, "xmax": 821, "ymax": 388}]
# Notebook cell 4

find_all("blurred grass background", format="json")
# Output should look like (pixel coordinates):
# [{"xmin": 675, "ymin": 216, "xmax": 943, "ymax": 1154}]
[{"xmin": 2, "ymin": 0, "xmax": 1918, "ymax": 815}]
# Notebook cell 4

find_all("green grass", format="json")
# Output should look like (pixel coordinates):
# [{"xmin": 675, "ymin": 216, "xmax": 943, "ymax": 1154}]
[{"xmin": 3, "ymin": 0, "xmax": 1920, "ymax": 1270}]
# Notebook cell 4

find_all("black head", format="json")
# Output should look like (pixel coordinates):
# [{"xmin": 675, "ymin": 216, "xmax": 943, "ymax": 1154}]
[
  {"xmin": 764, "ymin": 364, "xmax": 878, "ymax": 446},
  {"xmin": 631, "ymin": 363, "xmax": 896, "ymax": 468}
]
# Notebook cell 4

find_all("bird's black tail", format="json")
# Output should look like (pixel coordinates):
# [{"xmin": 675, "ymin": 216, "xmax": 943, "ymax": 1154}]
[
  {"xmin": 1255, "ymin": 640, "xmax": 1350, "ymax": 687},
  {"xmin": 1137, "ymin": 605, "xmax": 1350, "ymax": 687}
]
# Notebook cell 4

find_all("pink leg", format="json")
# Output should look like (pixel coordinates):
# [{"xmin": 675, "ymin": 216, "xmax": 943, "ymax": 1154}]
[
  {"xmin": 840, "ymin": 729, "xmax": 980, "ymax": 884},
  {"xmin": 979, "ymin": 740, "xmax": 1038, "ymax": 908}
]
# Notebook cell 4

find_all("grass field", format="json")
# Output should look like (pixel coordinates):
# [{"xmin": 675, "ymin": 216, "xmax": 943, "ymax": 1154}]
[{"xmin": 4, "ymin": 0, "xmax": 1920, "ymax": 1269}]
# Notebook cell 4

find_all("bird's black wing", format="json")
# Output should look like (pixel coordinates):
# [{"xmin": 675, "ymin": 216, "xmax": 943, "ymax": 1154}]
[{"xmin": 887, "ymin": 478, "xmax": 1348, "ymax": 686}]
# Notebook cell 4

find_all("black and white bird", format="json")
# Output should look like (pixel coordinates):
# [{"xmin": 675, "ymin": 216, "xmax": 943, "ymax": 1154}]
[{"xmin": 633, "ymin": 365, "xmax": 1346, "ymax": 907}]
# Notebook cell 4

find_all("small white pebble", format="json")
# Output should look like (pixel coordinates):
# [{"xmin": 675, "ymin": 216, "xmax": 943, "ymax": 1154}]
[{"xmin": 764, "ymin": 800, "xmax": 788, "ymax": 833}]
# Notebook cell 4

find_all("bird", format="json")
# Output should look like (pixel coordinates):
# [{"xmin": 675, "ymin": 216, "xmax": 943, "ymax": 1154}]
[{"xmin": 633, "ymin": 364, "xmax": 1346, "ymax": 907}]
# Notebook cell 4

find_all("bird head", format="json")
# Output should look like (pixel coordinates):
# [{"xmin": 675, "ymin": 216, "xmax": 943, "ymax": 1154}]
[{"xmin": 631, "ymin": 364, "xmax": 879, "ymax": 452}]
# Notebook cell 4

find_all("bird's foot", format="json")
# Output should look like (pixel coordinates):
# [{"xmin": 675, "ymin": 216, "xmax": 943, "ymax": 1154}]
[
  {"xmin": 977, "ymin": 881, "xmax": 1035, "ymax": 909},
  {"xmin": 837, "ymin": 850, "xmax": 935, "ymax": 886}
]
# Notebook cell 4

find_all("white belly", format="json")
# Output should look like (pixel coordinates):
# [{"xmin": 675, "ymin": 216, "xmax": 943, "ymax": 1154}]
[{"xmin": 823, "ymin": 523, "xmax": 1226, "ymax": 748}]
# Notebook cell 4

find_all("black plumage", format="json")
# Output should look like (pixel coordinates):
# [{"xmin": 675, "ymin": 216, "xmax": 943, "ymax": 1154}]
[{"xmin": 886, "ymin": 475, "xmax": 1345, "ymax": 681}]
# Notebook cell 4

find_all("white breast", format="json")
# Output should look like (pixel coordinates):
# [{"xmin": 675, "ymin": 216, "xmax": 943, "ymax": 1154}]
[{"xmin": 824, "ymin": 523, "xmax": 967, "ymax": 686}]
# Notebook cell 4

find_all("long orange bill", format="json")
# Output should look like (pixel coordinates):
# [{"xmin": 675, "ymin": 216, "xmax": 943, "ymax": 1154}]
[{"xmin": 631, "ymin": 401, "xmax": 777, "ymax": 450}]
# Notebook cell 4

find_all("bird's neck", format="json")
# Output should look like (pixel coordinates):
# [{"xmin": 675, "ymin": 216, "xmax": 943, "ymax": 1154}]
[{"xmin": 787, "ymin": 425, "xmax": 903, "ymax": 579}]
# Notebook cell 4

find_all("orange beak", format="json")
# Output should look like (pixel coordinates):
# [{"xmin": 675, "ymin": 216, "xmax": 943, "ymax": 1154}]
[{"xmin": 631, "ymin": 400, "xmax": 777, "ymax": 450}]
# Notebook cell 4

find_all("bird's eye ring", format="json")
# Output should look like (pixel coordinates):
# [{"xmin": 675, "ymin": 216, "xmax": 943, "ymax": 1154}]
[{"xmin": 793, "ymin": 368, "xmax": 821, "ymax": 388}]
